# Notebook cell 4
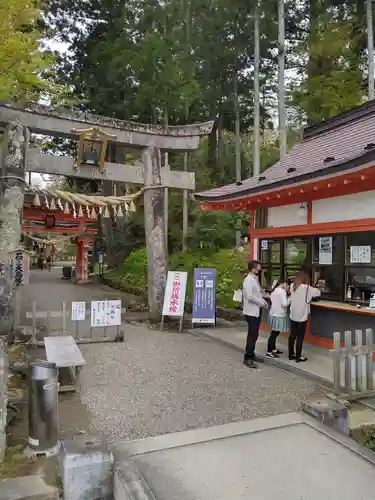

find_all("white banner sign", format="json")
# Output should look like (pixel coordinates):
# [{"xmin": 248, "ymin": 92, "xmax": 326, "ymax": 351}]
[
  {"xmin": 91, "ymin": 300, "xmax": 122, "ymax": 327},
  {"xmin": 162, "ymin": 271, "xmax": 188, "ymax": 317},
  {"xmin": 71, "ymin": 301, "xmax": 86, "ymax": 321}
]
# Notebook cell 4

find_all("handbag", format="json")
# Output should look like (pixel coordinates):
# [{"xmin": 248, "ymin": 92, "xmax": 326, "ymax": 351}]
[{"xmin": 233, "ymin": 289, "xmax": 243, "ymax": 302}]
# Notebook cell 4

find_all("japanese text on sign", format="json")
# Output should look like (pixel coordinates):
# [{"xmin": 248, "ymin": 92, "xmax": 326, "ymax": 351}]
[
  {"xmin": 90, "ymin": 300, "xmax": 121, "ymax": 327},
  {"xmin": 192, "ymin": 268, "xmax": 216, "ymax": 325},
  {"xmin": 71, "ymin": 301, "xmax": 86, "ymax": 321},
  {"xmin": 162, "ymin": 271, "xmax": 188, "ymax": 317}
]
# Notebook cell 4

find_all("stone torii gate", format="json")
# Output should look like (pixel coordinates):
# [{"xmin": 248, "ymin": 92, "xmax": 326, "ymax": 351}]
[{"xmin": 0, "ymin": 102, "xmax": 213, "ymax": 327}]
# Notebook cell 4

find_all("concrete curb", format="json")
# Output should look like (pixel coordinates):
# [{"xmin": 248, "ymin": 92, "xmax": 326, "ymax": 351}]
[
  {"xmin": 114, "ymin": 458, "xmax": 157, "ymax": 500},
  {"xmin": 189, "ymin": 328, "xmax": 333, "ymax": 390}
]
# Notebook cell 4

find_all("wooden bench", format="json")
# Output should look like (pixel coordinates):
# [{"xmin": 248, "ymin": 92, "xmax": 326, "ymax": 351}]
[{"xmin": 44, "ymin": 335, "xmax": 86, "ymax": 393}]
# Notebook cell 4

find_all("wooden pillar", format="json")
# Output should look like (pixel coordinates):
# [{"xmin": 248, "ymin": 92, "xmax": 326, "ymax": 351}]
[
  {"xmin": 249, "ymin": 210, "xmax": 256, "ymax": 260},
  {"xmin": 143, "ymin": 146, "xmax": 167, "ymax": 321},
  {"xmin": 75, "ymin": 238, "xmax": 89, "ymax": 283},
  {"xmin": 0, "ymin": 120, "xmax": 29, "ymax": 335}
]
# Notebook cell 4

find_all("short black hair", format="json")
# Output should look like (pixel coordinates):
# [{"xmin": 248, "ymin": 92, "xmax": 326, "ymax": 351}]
[{"xmin": 248, "ymin": 260, "xmax": 261, "ymax": 272}]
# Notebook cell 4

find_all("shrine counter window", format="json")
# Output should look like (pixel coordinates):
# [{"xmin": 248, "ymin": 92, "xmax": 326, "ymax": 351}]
[
  {"xmin": 345, "ymin": 232, "xmax": 375, "ymax": 303},
  {"xmin": 311, "ymin": 235, "xmax": 344, "ymax": 300},
  {"xmin": 259, "ymin": 238, "xmax": 310, "ymax": 289}
]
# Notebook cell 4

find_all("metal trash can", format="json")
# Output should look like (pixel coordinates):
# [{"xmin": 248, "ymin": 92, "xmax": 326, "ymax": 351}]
[{"xmin": 28, "ymin": 360, "xmax": 59, "ymax": 456}]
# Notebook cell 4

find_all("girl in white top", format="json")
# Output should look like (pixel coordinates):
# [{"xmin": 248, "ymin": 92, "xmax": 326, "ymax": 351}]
[
  {"xmin": 266, "ymin": 281, "xmax": 290, "ymax": 359},
  {"xmin": 289, "ymin": 272, "xmax": 321, "ymax": 363}
]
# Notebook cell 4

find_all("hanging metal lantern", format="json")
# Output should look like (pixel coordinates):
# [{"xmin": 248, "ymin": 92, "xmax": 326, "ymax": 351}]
[{"xmin": 71, "ymin": 127, "xmax": 117, "ymax": 173}]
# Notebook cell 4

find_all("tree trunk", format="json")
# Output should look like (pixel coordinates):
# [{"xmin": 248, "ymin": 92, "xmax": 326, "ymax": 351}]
[
  {"xmin": 253, "ymin": 0, "xmax": 261, "ymax": 177},
  {"xmin": 164, "ymin": 109, "xmax": 169, "ymax": 256},
  {"xmin": 182, "ymin": 0, "xmax": 191, "ymax": 252},
  {"xmin": 278, "ymin": 0, "xmax": 287, "ymax": 158},
  {"xmin": 234, "ymin": 68, "xmax": 241, "ymax": 247},
  {"xmin": 0, "ymin": 121, "xmax": 29, "ymax": 335},
  {"xmin": 367, "ymin": 0, "xmax": 374, "ymax": 100},
  {"xmin": 207, "ymin": 117, "xmax": 217, "ymax": 175}
]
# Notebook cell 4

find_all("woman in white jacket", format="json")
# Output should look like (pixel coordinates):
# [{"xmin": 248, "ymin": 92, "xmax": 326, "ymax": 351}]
[
  {"xmin": 289, "ymin": 272, "xmax": 321, "ymax": 363},
  {"xmin": 267, "ymin": 281, "xmax": 290, "ymax": 359}
]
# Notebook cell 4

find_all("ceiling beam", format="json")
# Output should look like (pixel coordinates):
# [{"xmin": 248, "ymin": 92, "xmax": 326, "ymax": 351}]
[{"xmin": 26, "ymin": 149, "xmax": 195, "ymax": 191}]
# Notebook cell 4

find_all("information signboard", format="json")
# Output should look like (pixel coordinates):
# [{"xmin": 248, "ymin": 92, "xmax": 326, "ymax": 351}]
[
  {"xmin": 192, "ymin": 268, "xmax": 216, "ymax": 325},
  {"xmin": 90, "ymin": 300, "xmax": 121, "ymax": 327},
  {"xmin": 71, "ymin": 302, "xmax": 86, "ymax": 321}
]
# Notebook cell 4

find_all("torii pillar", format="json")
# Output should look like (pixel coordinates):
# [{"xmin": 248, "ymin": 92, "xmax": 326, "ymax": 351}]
[
  {"xmin": 143, "ymin": 146, "xmax": 167, "ymax": 321},
  {"xmin": 75, "ymin": 237, "xmax": 90, "ymax": 283}
]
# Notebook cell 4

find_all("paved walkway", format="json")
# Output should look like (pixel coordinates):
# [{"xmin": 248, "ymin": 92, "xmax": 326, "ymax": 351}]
[
  {"xmin": 193, "ymin": 325, "xmax": 375, "ymax": 390},
  {"xmin": 18, "ymin": 268, "xmax": 144, "ymax": 340}
]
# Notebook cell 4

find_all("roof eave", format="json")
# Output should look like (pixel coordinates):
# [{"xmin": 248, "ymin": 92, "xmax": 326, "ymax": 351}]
[{"xmin": 195, "ymin": 150, "xmax": 375, "ymax": 203}]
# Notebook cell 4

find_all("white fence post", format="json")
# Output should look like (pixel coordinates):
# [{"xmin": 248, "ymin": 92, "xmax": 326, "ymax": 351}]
[{"xmin": 0, "ymin": 339, "xmax": 8, "ymax": 461}]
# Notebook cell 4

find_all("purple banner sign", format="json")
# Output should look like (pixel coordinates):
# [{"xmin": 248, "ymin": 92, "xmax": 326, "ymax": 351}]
[{"xmin": 192, "ymin": 268, "xmax": 216, "ymax": 325}]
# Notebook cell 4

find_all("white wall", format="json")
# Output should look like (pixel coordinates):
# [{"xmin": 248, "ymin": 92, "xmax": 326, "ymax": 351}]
[
  {"xmin": 268, "ymin": 204, "xmax": 307, "ymax": 227},
  {"xmin": 312, "ymin": 191, "xmax": 375, "ymax": 224}
]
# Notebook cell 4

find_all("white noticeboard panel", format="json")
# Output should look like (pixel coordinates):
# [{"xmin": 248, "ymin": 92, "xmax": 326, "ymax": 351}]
[
  {"xmin": 90, "ymin": 300, "xmax": 122, "ymax": 327},
  {"xmin": 350, "ymin": 246, "xmax": 371, "ymax": 264},
  {"xmin": 162, "ymin": 271, "xmax": 188, "ymax": 317},
  {"xmin": 71, "ymin": 301, "xmax": 86, "ymax": 321}
]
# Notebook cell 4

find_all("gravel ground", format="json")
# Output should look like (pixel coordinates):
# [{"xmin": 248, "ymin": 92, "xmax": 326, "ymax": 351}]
[{"xmin": 78, "ymin": 324, "xmax": 326, "ymax": 443}]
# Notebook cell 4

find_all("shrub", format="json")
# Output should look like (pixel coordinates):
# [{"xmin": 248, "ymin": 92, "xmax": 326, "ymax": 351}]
[{"xmin": 107, "ymin": 246, "xmax": 249, "ymax": 309}]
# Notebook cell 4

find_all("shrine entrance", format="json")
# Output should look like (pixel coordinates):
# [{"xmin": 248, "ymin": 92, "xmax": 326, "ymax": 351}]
[
  {"xmin": 21, "ymin": 185, "xmax": 143, "ymax": 283},
  {"xmin": 0, "ymin": 102, "xmax": 213, "ymax": 332}
]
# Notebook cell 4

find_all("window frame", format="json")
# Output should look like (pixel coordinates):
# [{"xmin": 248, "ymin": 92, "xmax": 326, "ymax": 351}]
[{"xmin": 259, "ymin": 231, "xmax": 375, "ymax": 303}]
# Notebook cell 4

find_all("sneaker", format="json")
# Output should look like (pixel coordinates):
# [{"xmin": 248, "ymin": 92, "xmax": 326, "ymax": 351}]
[
  {"xmin": 253, "ymin": 354, "xmax": 264, "ymax": 363},
  {"xmin": 266, "ymin": 352, "xmax": 278, "ymax": 359},
  {"xmin": 296, "ymin": 357, "xmax": 308, "ymax": 363},
  {"xmin": 243, "ymin": 359, "xmax": 257, "ymax": 369},
  {"xmin": 288, "ymin": 355, "xmax": 296, "ymax": 360},
  {"xmin": 275, "ymin": 349, "xmax": 283, "ymax": 355}
]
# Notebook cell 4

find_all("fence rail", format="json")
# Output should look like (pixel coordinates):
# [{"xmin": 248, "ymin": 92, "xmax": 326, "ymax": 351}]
[{"xmin": 331, "ymin": 329, "xmax": 374, "ymax": 396}]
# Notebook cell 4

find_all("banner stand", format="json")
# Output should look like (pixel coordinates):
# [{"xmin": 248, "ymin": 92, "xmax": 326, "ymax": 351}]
[
  {"xmin": 160, "ymin": 312, "xmax": 184, "ymax": 333},
  {"xmin": 160, "ymin": 271, "xmax": 188, "ymax": 333},
  {"xmin": 192, "ymin": 268, "xmax": 217, "ymax": 327}
]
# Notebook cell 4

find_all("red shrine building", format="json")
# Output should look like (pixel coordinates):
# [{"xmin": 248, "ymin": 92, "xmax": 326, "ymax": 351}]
[{"xmin": 195, "ymin": 100, "xmax": 375, "ymax": 348}]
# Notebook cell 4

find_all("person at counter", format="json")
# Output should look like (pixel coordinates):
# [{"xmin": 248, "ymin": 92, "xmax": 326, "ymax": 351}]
[
  {"xmin": 289, "ymin": 272, "xmax": 321, "ymax": 363},
  {"xmin": 242, "ymin": 260, "xmax": 268, "ymax": 369},
  {"xmin": 266, "ymin": 281, "xmax": 290, "ymax": 359}
]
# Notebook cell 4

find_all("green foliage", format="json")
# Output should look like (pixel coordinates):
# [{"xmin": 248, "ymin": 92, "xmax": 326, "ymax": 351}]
[
  {"xmin": 0, "ymin": 0, "xmax": 54, "ymax": 100},
  {"xmin": 351, "ymin": 425, "xmax": 375, "ymax": 451},
  {"xmin": 186, "ymin": 210, "xmax": 238, "ymax": 251},
  {"xmin": 291, "ymin": 5, "xmax": 365, "ymax": 124},
  {"xmin": 112, "ymin": 245, "xmax": 249, "ymax": 308},
  {"xmin": 104, "ymin": 213, "xmax": 146, "ymax": 267},
  {"xmin": 120, "ymin": 247, "xmax": 149, "ymax": 290}
]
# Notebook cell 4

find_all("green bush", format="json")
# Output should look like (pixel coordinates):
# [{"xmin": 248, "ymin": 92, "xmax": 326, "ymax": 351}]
[
  {"xmin": 351, "ymin": 425, "xmax": 375, "ymax": 451},
  {"xmin": 107, "ymin": 246, "xmax": 248, "ymax": 308}
]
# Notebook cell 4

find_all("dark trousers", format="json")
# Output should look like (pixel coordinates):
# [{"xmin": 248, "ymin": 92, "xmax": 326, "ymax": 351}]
[
  {"xmin": 288, "ymin": 320, "xmax": 307, "ymax": 359},
  {"xmin": 244, "ymin": 315, "xmax": 261, "ymax": 360},
  {"xmin": 267, "ymin": 330, "xmax": 280, "ymax": 352}
]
